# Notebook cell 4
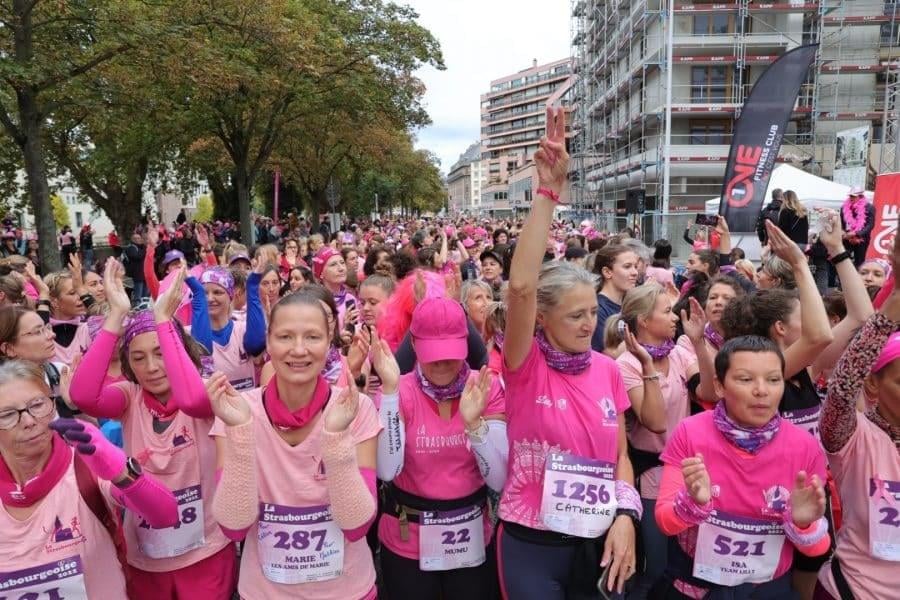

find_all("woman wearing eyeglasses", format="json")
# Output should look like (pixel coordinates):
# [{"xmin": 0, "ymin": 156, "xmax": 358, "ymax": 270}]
[{"xmin": 0, "ymin": 360, "xmax": 177, "ymax": 598}]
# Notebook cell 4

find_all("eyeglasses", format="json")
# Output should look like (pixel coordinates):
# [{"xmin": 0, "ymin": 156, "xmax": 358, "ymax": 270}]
[
  {"xmin": 18, "ymin": 324, "xmax": 53, "ymax": 339},
  {"xmin": 0, "ymin": 397, "xmax": 54, "ymax": 430}
]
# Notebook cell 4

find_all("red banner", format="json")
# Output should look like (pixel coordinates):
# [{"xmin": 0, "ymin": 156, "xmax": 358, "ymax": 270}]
[{"xmin": 866, "ymin": 173, "xmax": 900, "ymax": 260}]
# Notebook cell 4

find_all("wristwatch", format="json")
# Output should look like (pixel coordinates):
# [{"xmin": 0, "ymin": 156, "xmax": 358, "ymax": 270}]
[
  {"xmin": 615, "ymin": 508, "xmax": 641, "ymax": 527},
  {"xmin": 113, "ymin": 457, "xmax": 143, "ymax": 489}
]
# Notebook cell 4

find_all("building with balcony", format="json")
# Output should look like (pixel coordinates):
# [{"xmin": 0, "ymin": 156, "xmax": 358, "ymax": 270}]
[
  {"xmin": 481, "ymin": 58, "xmax": 576, "ymax": 213},
  {"xmin": 570, "ymin": 0, "xmax": 900, "ymax": 241}
]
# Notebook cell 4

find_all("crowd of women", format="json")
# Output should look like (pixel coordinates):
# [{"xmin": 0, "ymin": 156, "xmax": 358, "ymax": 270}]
[{"xmin": 0, "ymin": 107, "xmax": 896, "ymax": 600}]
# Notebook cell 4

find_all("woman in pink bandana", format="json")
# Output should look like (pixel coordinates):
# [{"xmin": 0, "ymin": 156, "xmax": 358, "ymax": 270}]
[
  {"xmin": 815, "ymin": 241, "xmax": 900, "ymax": 600},
  {"xmin": 68, "ymin": 260, "xmax": 237, "ymax": 599},
  {"xmin": 0, "ymin": 360, "xmax": 177, "ymax": 598}
]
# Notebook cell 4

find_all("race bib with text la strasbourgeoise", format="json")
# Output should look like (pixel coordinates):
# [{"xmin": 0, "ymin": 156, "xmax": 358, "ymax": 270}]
[
  {"xmin": 540, "ymin": 453, "xmax": 617, "ymax": 538},
  {"xmin": 419, "ymin": 504, "xmax": 486, "ymax": 571},
  {"xmin": 0, "ymin": 555, "xmax": 88, "ymax": 600},
  {"xmin": 257, "ymin": 503, "xmax": 344, "ymax": 585},
  {"xmin": 693, "ymin": 510, "xmax": 785, "ymax": 586}
]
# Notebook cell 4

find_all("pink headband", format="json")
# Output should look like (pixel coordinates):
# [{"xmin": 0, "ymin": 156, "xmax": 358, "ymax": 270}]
[
  {"xmin": 200, "ymin": 267, "xmax": 235, "ymax": 299},
  {"xmin": 312, "ymin": 247, "xmax": 341, "ymax": 280},
  {"xmin": 873, "ymin": 332, "xmax": 900, "ymax": 374},
  {"xmin": 123, "ymin": 310, "xmax": 156, "ymax": 350}
]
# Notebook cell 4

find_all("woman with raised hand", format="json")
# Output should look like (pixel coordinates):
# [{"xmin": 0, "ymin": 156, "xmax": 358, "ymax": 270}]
[
  {"xmin": 0, "ymin": 360, "xmax": 177, "ymax": 598},
  {"xmin": 654, "ymin": 336, "xmax": 830, "ymax": 598},
  {"xmin": 210, "ymin": 288, "xmax": 381, "ymax": 600},
  {"xmin": 376, "ymin": 297, "xmax": 504, "ymax": 599},
  {"xmin": 814, "ymin": 240, "xmax": 900, "ymax": 600},
  {"xmin": 44, "ymin": 256, "xmax": 93, "ymax": 366},
  {"xmin": 187, "ymin": 262, "xmax": 266, "ymax": 391},
  {"xmin": 498, "ymin": 106, "xmax": 638, "ymax": 599},
  {"xmin": 68, "ymin": 260, "xmax": 236, "ymax": 599},
  {"xmin": 312, "ymin": 245, "xmax": 358, "ymax": 330},
  {"xmin": 613, "ymin": 283, "xmax": 699, "ymax": 598}
]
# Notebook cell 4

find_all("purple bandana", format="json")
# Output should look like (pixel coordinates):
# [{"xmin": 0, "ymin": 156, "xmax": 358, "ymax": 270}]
[
  {"xmin": 493, "ymin": 332, "xmax": 505, "ymax": 352},
  {"xmin": 321, "ymin": 345, "xmax": 342, "ymax": 384},
  {"xmin": 415, "ymin": 363, "xmax": 470, "ymax": 402},
  {"xmin": 333, "ymin": 286, "xmax": 349, "ymax": 308},
  {"xmin": 704, "ymin": 323, "xmax": 724, "ymax": 350},
  {"xmin": 123, "ymin": 310, "xmax": 156, "ymax": 350},
  {"xmin": 535, "ymin": 329, "xmax": 592, "ymax": 375},
  {"xmin": 200, "ymin": 267, "xmax": 235, "ymax": 299},
  {"xmin": 712, "ymin": 400, "xmax": 780, "ymax": 455},
  {"xmin": 639, "ymin": 339, "xmax": 675, "ymax": 360}
]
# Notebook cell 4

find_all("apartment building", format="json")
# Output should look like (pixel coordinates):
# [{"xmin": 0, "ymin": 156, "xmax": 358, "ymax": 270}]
[
  {"xmin": 570, "ymin": 0, "xmax": 900, "ymax": 235},
  {"xmin": 446, "ymin": 141, "xmax": 485, "ymax": 213},
  {"xmin": 480, "ymin": 58, "xmax": 576, "ymax": 214}
]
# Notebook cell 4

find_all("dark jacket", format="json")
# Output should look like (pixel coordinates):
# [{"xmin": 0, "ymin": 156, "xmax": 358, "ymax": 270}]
[
  {"xmin": 776, "ymin": 207, "xmax": 809, "ymax": 245},
  {"xmin": 756, "ymin": 199, "xmax": 782, "ymax": 243},
  {"xmin": 124, "ymin": 242, "xmax": 146, "ymax": 282},
  {"xmin": 840, "ymin": 202, "xmax": 876, "ymax": 245}
]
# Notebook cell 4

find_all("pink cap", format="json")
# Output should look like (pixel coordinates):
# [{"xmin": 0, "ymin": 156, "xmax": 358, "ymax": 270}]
[
  {"xmin": 462, "ymin": 238, "xmax": 475, "ymax": 248},
  {"xmin": 872, "ymin": 332, "xmax": 900, "ymax": 374},
  {"xmin": 312, "ymin": 247, "xmax": 341, "ymax": 280},
  {"xmin": 410, "ymin": 297, "xmax": 468, "ymax": 364}
]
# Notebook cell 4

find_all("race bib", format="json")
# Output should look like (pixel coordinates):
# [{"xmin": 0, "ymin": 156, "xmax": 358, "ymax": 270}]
[
  {"xmin": 230, "ymin": 377, "xmax": 255, "ymax": 391},
  {"xmin": 693, "ymin": 510, "xmax": 785, "ymax": 586},
  {"xmin": 868, "ymin": 477, "xmax": 900, "ymax": 561},
  {"xmin": 257, "ymin": 503, "xmax": 344, "ymax": 584},
  {"xmin": 136, "ymin": 485, "xmax": 205, "ymax": 559},
  {"xmin": 0, "ymin": 556, "xmax": 88, "ymax": 600},
  {"xmin": 540, "ymin": 453, "xmax": 617, "ymax": 538},
  {"xmin": 782, "ymin": 406, "xmax": 820, "ymax": 442},
  {"xmin": 419, "ymin": 505, "xmax": 486, "ymax": 571}
]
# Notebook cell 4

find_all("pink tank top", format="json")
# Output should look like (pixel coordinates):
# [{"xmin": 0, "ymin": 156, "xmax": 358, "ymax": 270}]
[
  {"xmin": 220, "ymin": 387, "xmax": 381, "ymax": 600},
  {"xmin": 116, "ymin": 382, "xmax": 229, "ymax": 572},
  {"xmin": 0, "ymin": 459, "xmax": 127, "ymax": 598},
  {"xmin": 499, "ymin": 341, "xmax": 630, "ymax": 530},
  {"xmin": 53, "ymin": 323, "xmax": 91, "ymax": 366},
  {"xmin": 379, "ymin": 372, "xmax": 504, "ymax": 559},
  {"xmin": 212, "ymin": 319, "xmax": 257, "ymax": 390}
]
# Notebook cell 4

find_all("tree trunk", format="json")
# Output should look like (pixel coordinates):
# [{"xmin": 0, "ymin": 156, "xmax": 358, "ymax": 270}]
[
  {"xmin": 20, "ymin": 104, "xmax": 59, "ymax": 273},
  {"xmin": 235, "ymin": 165, "xmax": 253, "ymax": 244}
]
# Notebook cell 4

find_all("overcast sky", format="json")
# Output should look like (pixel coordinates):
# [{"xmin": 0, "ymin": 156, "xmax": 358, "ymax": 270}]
[{"xmin": 402, "ymin": 0, "xmax": 571, "ymax": 174}]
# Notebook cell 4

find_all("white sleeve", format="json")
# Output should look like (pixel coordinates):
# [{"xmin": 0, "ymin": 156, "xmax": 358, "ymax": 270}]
[
  {"xmin": 376, "ymin": 391, "xmax": 405, "ymax": 481},
  {"xmin": 470, "ymin": 420, "xmax": 509, "ymax": 492}
]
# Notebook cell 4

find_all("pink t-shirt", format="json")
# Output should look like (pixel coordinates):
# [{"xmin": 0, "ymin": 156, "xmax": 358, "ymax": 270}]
[
  {"xmin": 115, "ymin": 382, "xmax": 229, "ymax": 572},
  {"xmin": 660, "ymin": 410, "xmax": 827, "ymax": 580},
  {"xmin": 212, "ymin": 387, "xmax": 381, "ymax": 600},
  {"xmin": 499, "ymin": 341, "xmax": 630, "ymax": 530},
  {"xmin": 618, "ymin": 345, "xmax": 694, "ymax": 499},
  {"xmin": 0, "ymin": 458, "xmax": 127, "ymax": 598},
  {"xmin": 53, "ymin": 323, "xmax": 91, "ymax": 366},
  {"xmin": 379, "ymin": 371, "xmax": 504, "ymax": 559},
  {"xmin": 818, "ymin": 416, "xmax": 900, "ymax": 600},
  {"xmin": 212, "ymin": 319, "xmax": 257, "ymax": 391}
]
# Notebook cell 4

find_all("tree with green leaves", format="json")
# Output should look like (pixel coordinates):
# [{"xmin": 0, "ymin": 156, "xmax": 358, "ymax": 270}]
[{"xmin": 0, "ymin": 1, "xmax": 165, "ymax": 272}]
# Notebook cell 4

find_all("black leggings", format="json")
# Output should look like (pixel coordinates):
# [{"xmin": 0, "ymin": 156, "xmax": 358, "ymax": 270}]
[{"xmin": 380, "ymin": 542, "xmax": 498, "ymax": 600}]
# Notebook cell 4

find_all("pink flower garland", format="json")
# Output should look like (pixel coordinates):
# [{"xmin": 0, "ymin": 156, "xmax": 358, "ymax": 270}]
[{"xmin": 842, "ymin": 197, "xmax": 867, "ymax": 234}]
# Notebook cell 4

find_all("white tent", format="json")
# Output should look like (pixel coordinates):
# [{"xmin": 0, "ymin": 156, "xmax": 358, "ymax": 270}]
[{"xmin": 704, "ymin": 164, "xmax": 870, "ymax": 214}]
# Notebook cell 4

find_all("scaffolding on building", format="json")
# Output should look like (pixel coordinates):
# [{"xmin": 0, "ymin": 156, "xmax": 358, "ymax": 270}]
[{"xmin": 569, "ymin": 0, "xmax": 900, "ymax": 245}]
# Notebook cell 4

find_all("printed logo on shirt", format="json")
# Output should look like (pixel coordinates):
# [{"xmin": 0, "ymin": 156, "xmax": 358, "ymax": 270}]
[
  {"xmin": 413, "ymin": 423, "xmax": 467, "ymax": 454},
  {"xmin": 598, "ymin": 397, "xmax": 618, "ymax": 427},
  {"xmin": 761, "ymin": 485, "xmax": 790, "ymax": 517},
  {"xmin": 313, "ymin": 458, "xmax": 327, "ymax": 481},
  {"xmin": 43, "ymin": 515, "xmax": 86, "ymax": 553},
  {"xmin": 134, "ymin": 425, "xmax": 196, "ymax": 467},
  {"xmin": 535, "ymin": 395, "xmax": 552, "ymax": 408},
  {"xmin": 556, "ymin": 398, "xmax": 568, "ymax": 410}
]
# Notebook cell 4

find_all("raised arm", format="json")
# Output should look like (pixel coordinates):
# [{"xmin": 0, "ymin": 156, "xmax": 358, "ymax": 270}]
[
  {"xmin": 69, "ymin": 260, "xmax": 130, "ymax": 418},
  {"xmin": 505, "ymin": 106, "xmax": 567, "ymax": 371},
  {"xmin": 243, "ymin": 271, "xmax": 266, "ymax": 356},
  {"xmin": 155, "ymin": 266, "xmax": 212, "ymax": 419},
  {"xmin": 144, "ymin": 226, "xmax": 160, "ymax": 299},
  {"xmin": 186, "ymin": 275, "xmax": 213, "ymax": 353},
  {"xmin": 765, "ymin": 221, "xmax": 833, "ymax": 379},
  {"xmin": 811, "ymin": 210, "xmax": 874, "ymax": 377}
]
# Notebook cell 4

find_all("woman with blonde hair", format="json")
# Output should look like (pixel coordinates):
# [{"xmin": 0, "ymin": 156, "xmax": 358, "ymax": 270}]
[
  {"xmin": 777, "ymin": 189, "xmax": 809, "ymax": 245},
  {"xmin": 613, "ymin": 282, "xmax": 699, "ymax": 597}
]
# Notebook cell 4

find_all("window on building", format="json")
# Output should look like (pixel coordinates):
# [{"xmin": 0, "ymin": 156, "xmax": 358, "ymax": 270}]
[
  {"xmin": 75, "ymin": 212, "xmax": 83, "ymax": 228},
  {"xmin": 882, "ymin": 2, "xmax": 900, "ymax": 45},
  {"xmin": 693, "ymin": 14, "xmax": 733, "ymax": 35},
  {"xmin": 691, "ymin": 66, "xmax": 732, "ymax": 103},
  {"xmin": 689, "ymin": 120, "xmax": 731, "ymax": 144}
]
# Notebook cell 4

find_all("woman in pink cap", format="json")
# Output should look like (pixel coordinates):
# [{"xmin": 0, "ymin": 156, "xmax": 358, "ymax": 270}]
[
  {"xmin": 814, "ymin": 241, "xmax": 900, "ymax": 600},
  {"xmin": 0, "ymin": 360, "xmax": 177, "ymax": 598},
  {"xmin": 209, "ymin": 288, "xmax": 381, "ymax": 600},
  {"xmin": 496, "ymin": 107, "xmax": 639, "ymax": 599},
  {"xmin": 312, "ymin": 246, "xmax": 359, "ymax": 331},
  {"xmin": 375, "ymin": 296, "xmax": 503, "ymax": 599},
  {"xmin": 68, "ymin": 261, "xmax": 237, "ymax": 599}
]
